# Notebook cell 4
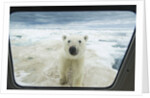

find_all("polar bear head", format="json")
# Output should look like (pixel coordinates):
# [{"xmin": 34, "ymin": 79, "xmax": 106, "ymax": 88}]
[{"xmin": 62, "ymin": 35, "xmax": 88, "ymax": 59}]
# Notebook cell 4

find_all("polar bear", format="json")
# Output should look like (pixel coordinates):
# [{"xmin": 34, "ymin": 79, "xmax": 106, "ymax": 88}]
[{"xmin": 59, "ymin": 35, "xmax": 88, "ymax": 87}]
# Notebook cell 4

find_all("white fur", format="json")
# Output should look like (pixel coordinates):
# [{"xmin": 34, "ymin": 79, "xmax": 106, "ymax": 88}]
[{"xmin": 59, "ymin": 35, "xmax": 88, "ymax": 87}]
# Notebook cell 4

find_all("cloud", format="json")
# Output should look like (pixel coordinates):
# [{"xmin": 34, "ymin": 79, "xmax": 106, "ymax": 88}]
[{"xmin": 10, "ymin": 11, "xmax": 136, "ymax": 29}]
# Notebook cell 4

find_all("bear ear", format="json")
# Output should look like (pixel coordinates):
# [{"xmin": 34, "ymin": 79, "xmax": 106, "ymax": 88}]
[
  {"xmin": 62, "ymin": 35, "xmax": 67, "ymax": 40},
  {"xmin": 84, "ymin": 35, "xmax": 88, "ymax": 41}
]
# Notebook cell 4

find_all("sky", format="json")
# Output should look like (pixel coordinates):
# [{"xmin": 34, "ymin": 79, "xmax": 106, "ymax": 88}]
[{"xmin": 10, "ymin": 11, "xmax": 136, "ymax": 30}]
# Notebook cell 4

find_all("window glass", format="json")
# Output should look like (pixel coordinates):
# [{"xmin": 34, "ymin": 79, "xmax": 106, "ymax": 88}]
[{"xmin": 10, "ymin": 11, "xmax": 136, "ymax": 87}]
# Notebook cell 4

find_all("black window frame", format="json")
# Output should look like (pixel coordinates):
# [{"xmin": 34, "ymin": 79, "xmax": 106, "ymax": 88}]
[{"xmin": 7, "ymin": 5, "xmax": 136, "ymax": 91}]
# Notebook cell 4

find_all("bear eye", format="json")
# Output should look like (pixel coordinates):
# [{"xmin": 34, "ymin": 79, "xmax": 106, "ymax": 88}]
[
  {"xmin": 79, "ymin": 40, "xmax": 82, "ymax": 43},
  {"xmin": 68, "ymin": 40, "xmax": 71, "ymax": 43}
]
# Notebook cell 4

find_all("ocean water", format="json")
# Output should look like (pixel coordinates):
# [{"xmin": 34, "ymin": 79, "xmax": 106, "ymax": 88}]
[{"xmin": 10, "ymin": 11, "xmax": 136, "ymax": 70}]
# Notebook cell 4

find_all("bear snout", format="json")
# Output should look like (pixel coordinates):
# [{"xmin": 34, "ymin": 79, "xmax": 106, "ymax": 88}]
[{"xmin": 69, "ymin": 46, "xmax": 77, "ymax": 56}]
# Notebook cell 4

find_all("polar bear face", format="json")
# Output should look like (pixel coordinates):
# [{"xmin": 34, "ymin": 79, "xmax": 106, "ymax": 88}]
[{"xmin": 62, "ymin": 35, "xmax": 88, "ymax": 59}]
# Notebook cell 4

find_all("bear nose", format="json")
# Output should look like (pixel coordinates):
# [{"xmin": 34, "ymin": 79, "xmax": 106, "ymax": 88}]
[{"xmin": 69, "ymin": 46, "xmax": 77, "ymax": 56}]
